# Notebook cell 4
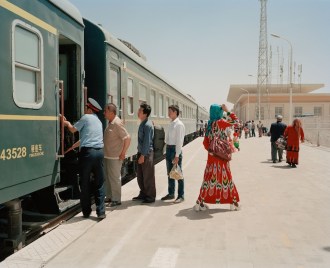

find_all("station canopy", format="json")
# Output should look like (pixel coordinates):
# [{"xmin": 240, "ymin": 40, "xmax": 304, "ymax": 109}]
[{"xmin": 227, "ymin": 84, "xmax": 324, "ymax": 104}]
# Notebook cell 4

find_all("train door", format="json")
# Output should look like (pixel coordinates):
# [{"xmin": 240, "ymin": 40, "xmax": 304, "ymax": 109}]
[
  {"xmin": 57, "ymin": 34, "xmax": 81, "ymax": 194},
  {"xmin": 108, "ymin": 64, "xmax": 121, "ymax": 118}
]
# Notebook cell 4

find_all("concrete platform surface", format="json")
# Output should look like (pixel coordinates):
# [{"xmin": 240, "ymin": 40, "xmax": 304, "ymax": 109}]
[{"xmin": 2, "ymin": 136, "xmax": 330, "ymax": 268}]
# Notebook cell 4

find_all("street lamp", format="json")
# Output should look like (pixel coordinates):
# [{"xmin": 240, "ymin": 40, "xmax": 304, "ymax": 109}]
[
  {"xmin": 271, "ymin": 33, "xmax": 293, "ymax": 123},
  {"xmin": 240, "ymin": 88, "xmax": 250, "ymax": 121}
]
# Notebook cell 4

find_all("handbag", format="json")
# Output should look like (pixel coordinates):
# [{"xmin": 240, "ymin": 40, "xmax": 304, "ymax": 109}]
[
  {"xmin": 276, "ymin": 135, "xmax": 287, "ymax": 150},
  {"xmin": 169, "ymin": 164, "xmax": 183, "ymax": 180},
  {"xmin": 208, "ymin": 122, "xmax": 232, "ymax": 161}
]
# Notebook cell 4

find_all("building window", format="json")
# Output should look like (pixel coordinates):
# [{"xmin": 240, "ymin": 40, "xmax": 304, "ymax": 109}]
[
  {"xmin": 13, "ymin": 21, "xmax": 43, "ymax": 108},
  {"xmin": 127, "ymin": 78, "xmax": 134, "ymax": 115},
  {"xmin": 295, "ymin": 107, "xmax": 303, "ymax": 116},
  {"xmin": 159, "ymin": 94, "xmax": 164, "ymax": 117},
  {"xmin": 275, "ymin": 107, "xmax": 283, "ymax": 118},
  {"xmin": 314, "ymin": 107, "xmax": 322, "ymax": 116},
  {"xmin": 139, "ymin": 83, "xmax": 147, "ymax": 104},
  {"xmin": 256, "ymin": 107, "xmax": 264, "ymax": 120}
]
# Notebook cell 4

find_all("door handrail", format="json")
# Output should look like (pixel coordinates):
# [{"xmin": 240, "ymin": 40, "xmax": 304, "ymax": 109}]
[{"xmin": 57, "ymin": 80, "xmax": 65, "ymax": 158}]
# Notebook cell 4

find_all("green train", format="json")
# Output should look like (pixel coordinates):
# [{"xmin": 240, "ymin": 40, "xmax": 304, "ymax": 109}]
[{"xmin": 0, "ymin": 0, "xmax": 208, "ymax": 253}]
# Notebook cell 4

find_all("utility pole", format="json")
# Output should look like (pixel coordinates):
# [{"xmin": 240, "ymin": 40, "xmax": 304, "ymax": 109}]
[{"xmin": 257, "ymin": 0, "xmax": 268, "ymax": 121}]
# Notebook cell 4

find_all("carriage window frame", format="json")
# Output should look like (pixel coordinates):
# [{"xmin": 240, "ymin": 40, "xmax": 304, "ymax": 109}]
[
  {"xmin": 12, "ymin": 20, "xmax": 44, "ymax": 109},
  {"xmin": 165, "ymin": 97, "xmax": 169, "ymax": 118},
  {"xmin": 159, "ymin": 94, "xmax": 164, "ymax": 117},
  {"xmin": 139, "ymin": 83, "xmax": 147, "ymax": 104},
  {"xmin": 150, "ymin": 89, "xmax": 156, "ymax": 117},
  {"xmin": 127, "ymin": 77, "xmax": 134, "ymax": 115}
]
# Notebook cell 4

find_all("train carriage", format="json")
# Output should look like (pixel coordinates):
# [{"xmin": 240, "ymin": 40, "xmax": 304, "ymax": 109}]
[
  {"xmin": 0, "ymin": 0, "xmax": 84, "ymax": 251},
  {"xmin": 83, "ymin": 19, "xmax": 203, "ymax": 179},
  {"xmin": 0, "ymin": 0, "xmax": 209, "ymax": 254}
]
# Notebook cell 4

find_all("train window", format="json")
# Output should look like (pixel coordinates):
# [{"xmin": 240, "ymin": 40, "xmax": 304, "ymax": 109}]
[
  {"xmin": 12, "ymin": 21, "xmax": 43, "ymax": 108},
  {"xmin": 139, "ymin": 83, "xmax": 147, "ymax": 104},
  {"xmin": 159, "ymin": 94, "xmax": 164, "ymax": 117},
  {"xmin": 109, "ymin": 66, "xmax": 120, "ymax": 107},
  {"xmin": 179, "ymin": 103, "xmax": 183, "ymax": 117},
  {"xmin": 127, "ymin": 78, "xmax": 134, "ymax": 115},
  {"xmin": 165, "ymin": 97, "xmax": 169, "ymax": 117},
  {"xmin": 150, "ymin": 89, "xmax": 156, "ymax": 116}
]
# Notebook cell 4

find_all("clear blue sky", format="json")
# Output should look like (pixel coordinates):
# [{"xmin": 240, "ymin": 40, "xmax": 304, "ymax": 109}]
[{"xmin": 70, "ymin": 0, "xmax": 330, "ymax": 109}]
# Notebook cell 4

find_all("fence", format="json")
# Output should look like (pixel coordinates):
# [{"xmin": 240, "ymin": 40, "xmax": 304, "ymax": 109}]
[{"xmin": 300, "ymin": 116, "xmax": 330, "ymax": 148}]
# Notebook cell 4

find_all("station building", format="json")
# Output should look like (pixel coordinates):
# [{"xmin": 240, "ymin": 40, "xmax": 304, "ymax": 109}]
[{"xmin": 227, "ymin": 83, "xmax": 330, "ymax": 125}]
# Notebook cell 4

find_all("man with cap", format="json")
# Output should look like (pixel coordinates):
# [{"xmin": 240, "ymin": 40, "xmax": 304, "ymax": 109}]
[
  {"xmin": 63, "ymin": 98, "xmax": 106, "ymax": 219},
  {"xmin": 269, "ymin": 115, "xmax": 287, "ymax": 163}
]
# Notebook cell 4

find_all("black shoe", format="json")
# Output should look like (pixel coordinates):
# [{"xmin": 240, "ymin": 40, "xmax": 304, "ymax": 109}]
[
  {"xmin": 109, "ymin": 201, "xmax": 121, "ymax": 207},
  {"xmin": 279, "ymin": 159, "xmax": 282, "ymax": 162},
  {"xmin": 83, "ymin": 214, "xmax": 90, "ymax": 218},
  {"xmin": 291, "ymin": 164, "xmax": 297, "ymax": 168},
  {"xmin": 132, "ymin": 196, "xmax": 145, "ymax": 201},
  {"xmin": 141, "ymin": 199, "xmax": 155, "ymax": 204},
  {"xmin": 161, "ymin": 194, "xmax": 175, "ymax": 201},
  {"xmin": 273, "ymin": 160, "xmax": 276, "ymax": 163}
]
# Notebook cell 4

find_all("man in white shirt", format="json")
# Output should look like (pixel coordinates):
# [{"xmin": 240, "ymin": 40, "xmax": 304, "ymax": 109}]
[{"xmin": 161, "ymin": 105, "xmax": 185, "ymax": 203}]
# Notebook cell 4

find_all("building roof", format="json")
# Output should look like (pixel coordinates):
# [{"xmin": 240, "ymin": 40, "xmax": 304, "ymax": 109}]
[{"xmin": 227, "ymin": 84, "xmax": 325, "ymax": 104}]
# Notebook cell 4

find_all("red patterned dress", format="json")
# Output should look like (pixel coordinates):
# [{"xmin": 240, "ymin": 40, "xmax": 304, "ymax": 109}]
[
  {"xmin": 196, "ymin": 117, "xmax": 240, "ymax": 205},
  {"xmin": 284, "ymin": 125, "xmax": 305, "ymax": 165}
]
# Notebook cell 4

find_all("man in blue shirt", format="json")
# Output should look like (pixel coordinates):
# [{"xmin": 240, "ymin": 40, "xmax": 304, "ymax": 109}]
[
  {"xmin": 63, "ymin": 98, "xmax": 105, "ymax": 219},
  {"xmin": 132, "ymin": 103, "xmax": 156, "ymax": 203}
]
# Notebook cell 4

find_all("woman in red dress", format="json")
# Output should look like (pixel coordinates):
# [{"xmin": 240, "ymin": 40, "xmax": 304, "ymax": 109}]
[
  {"xmin": 284, "ymin": 118, "xmax": 305, "ymax": 168},
  {"xmin": 194, "ymin": 104, "xmax": 240, "ymax": 212}
]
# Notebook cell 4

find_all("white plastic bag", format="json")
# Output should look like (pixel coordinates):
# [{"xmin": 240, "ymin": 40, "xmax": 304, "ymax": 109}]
[{"xmin": 169, "ymin": 164, "xmax": 183, "ymax": 180}]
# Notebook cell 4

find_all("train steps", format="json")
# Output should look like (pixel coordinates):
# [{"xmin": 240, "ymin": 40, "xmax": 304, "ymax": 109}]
[{"xmin": 31, "ymin": 185, "xmax": 80, "ymax": 215}]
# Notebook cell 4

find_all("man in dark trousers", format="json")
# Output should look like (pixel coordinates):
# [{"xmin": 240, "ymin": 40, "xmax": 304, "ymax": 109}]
[
  {"xmin": 269, "ymin": 115, "xmax": 287, "ymax": 163},
  {"xmin": 63, "ymin": 98, "xmax": 106, "ymax": 219},
  {"xmin": 161, "ymin": 104, "xmax": 185, "ymax": 203},
  {"xmin": 132, "ymin": 103, "xmax": 156, "ymax": 203}
]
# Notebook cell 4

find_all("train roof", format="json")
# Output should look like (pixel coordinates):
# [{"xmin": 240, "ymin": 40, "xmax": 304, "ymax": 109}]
[
  {"xmin": 84, "ymin": 19, "xmax": 199, "ymax": 105},
  {"xmin": 49, "ymin": 0, "xmax": 84, "ymax": 26}
]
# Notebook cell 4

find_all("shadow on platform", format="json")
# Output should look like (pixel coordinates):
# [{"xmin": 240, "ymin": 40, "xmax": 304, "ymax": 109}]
[
  {"xmin": 175, "ymin": 207, "xmax": 230, "ymax": 220},
  {"xmin": 106, "ymin": 199, "xmax": 176, "ymax": 212}
]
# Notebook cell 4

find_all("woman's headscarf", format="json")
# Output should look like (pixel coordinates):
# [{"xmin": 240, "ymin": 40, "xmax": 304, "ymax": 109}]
[
  {"xmin": 292, "ymin": 118, "xmax": 302, "ymax": 138},
  {"xmin": 206, "ymin": 104, "xmax": 223, "ymax": 136}
]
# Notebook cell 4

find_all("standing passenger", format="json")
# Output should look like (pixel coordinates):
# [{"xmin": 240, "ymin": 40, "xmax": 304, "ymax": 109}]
[
  {"xmin": 257, "ymin": 121, "xmax": 263, "ymax": 137},
  {"xmin": 132, "ymin": 103, "xmax": 156, "ymax": 203},
  {"xmin": 251, "ymin": 120, "xmax": 256, "ymax": 137},
  {"xmin": 194, "ymin": 104, "xmax": 240, "ymax": 211},
  {"xmin": 284, "ymin": 119, "xmax": 305, "ymax": 167},
  {"xmin": 161, "ymin": 105, "xmax": 185, "ymax": 203},
  {"xmin": 63, "ymin": 98, "xmax": 105, "ymax": 219},
  {"xmin": 104, "ymin": 103, "xmax": 131, "ymax": 207},
  {"xmin": 269, "ymin": 115, "xmax": 287, "ymax": 163}
]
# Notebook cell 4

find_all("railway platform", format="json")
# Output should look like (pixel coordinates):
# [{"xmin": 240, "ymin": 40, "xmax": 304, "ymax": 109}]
[{"xmin": 1, "ymin": 136, "xmax": 330, "ymax": 268}]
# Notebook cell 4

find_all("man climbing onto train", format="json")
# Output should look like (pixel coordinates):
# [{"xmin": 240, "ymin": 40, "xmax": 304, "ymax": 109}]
[{"xmin": 62, "ymin": 98, "xmax": 106, "ymax": 219}]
